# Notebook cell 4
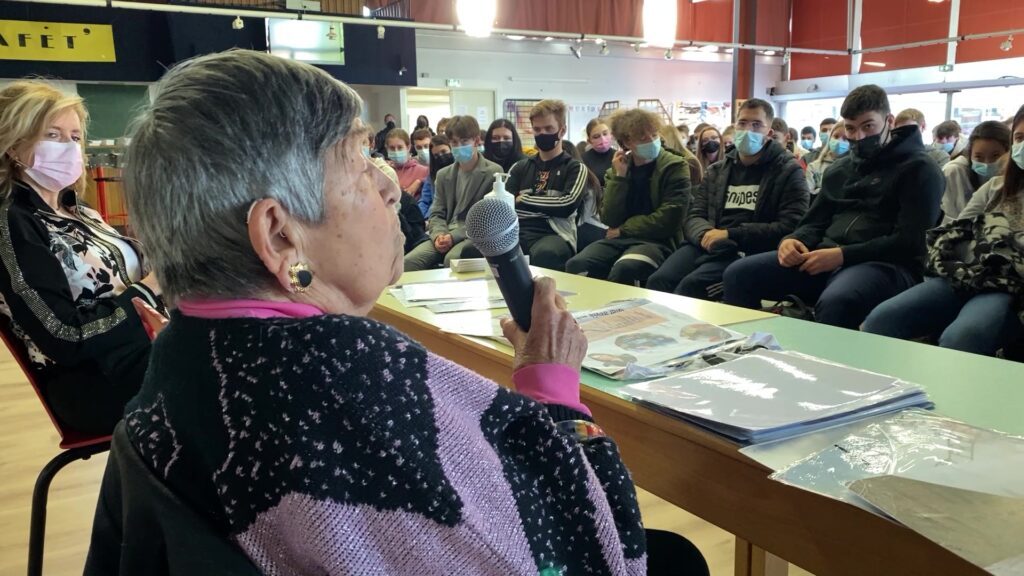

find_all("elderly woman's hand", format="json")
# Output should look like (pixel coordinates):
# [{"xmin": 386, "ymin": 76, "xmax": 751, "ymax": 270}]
[{"xmin": 501, "ymin": 277, "xmax": 587, "ymax": 373}]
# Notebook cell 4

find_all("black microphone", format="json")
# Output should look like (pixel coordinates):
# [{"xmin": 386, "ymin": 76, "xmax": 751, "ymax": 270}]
[{"xmin": 465, "ymin": 196, "xmax": 535, "ymax": 332}]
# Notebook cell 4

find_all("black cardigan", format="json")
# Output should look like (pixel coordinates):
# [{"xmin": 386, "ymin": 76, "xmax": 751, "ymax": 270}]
[{"xmin": 0, "ymin": 180, "xmax": 158, "ymax": 433}]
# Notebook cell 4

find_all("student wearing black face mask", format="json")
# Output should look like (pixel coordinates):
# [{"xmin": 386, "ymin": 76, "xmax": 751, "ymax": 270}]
[
  {"xmin": 506, "ymin": 99, "xmax": 590, "ymax": 271},
  {"xmin": 723, "ymin": 85, "xmax": 944, "ymax": 329},
  {"xmin": 483, "ymin": 118, "xmax": 526, "ymax": 173},
  {"xmin": 416, "ymin": 135, "xmax": 454, "ymax": 218}
]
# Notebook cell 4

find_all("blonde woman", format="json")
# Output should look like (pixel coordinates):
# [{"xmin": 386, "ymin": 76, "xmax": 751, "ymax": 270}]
[
  {"xmin": 657, "ymin": 123, "xmax": 703, "ymax": 186},
  {"xmin": 694, "ymin": 125, "xmax": 723, "ymax": 172},
  {"xmin": 0, "ymin": 81, "xmax": 160, "ymax": 434}
]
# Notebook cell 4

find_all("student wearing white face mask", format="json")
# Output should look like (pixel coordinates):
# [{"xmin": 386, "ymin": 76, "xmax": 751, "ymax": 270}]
[
  {"xmin": 566, "ymin": 108, "xmax": 690, "ymax": 286},
  {"xmin": 0, "ymin": 80, "xmax": 162, "ymax": 434},
  {"xmin": 939, "ymin": 120, "xmax": 1011, "ymax": 224}
]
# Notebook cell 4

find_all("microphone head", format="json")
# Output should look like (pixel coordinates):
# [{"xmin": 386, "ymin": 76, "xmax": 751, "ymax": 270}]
[{"xmin": 466, "ymin": 196, "xmax": 520, "ymax": 258}]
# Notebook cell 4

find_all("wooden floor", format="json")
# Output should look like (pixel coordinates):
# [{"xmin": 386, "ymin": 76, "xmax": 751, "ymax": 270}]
[{"xmin": 0, "ymin": 345, "xmax": 812, "ymax": 575}]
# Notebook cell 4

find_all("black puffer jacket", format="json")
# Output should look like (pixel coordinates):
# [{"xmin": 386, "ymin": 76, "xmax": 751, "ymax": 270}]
[
  {"xmin": 683, "ymin": 139, "xmax": 809, "ymax": 254},
  {"xmin": 788, "ymin": 125, "xmax": 944, "ymax": 277}
]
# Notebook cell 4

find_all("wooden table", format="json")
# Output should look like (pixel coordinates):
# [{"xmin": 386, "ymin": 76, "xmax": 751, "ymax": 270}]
[{"xmin": 371, "ymin": 268, "xmax": 1005, "ymax": 576}]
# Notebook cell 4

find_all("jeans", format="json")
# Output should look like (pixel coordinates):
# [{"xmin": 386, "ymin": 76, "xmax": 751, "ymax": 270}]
[
  {"xmin": 862, "ymin": 277, "xmax": 1024, "ymax": 355},
  {"xmin": 519, "ymin": 220, "xmax": 574, "ymax": 272},
  {"xmin": 722, "ymin": 250, "xmax": 918, "ymax": 329},
  {"xmin": 403, "ymin": 238, "xmax": 474, "ymax": 271},
  {"xmin": 646, "ymin": 243, "xmax": 740, "ymax": 299},
  {"xmin": 565, "ymin": 238, "xmax": 672, "ymax": 286}
]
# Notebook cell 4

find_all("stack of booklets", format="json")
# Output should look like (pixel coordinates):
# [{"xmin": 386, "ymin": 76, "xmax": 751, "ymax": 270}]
[{"xmin": 625, "ymin": 349, "xmax": 932, "ymax": 444}]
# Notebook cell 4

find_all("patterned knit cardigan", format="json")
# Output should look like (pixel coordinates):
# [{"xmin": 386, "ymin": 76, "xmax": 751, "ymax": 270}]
[{"xmin": 123, "ymin": 312, "xmax": 647, "ymax": 575}]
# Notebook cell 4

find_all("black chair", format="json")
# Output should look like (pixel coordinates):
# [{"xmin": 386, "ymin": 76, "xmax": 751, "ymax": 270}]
[
  {"xmin": 0, "ymin": 320, "xmax": 111, "ymax": 576},
  {"xmin": 84, "ymin": 422, "xmax": 261, "ymax": 575}
]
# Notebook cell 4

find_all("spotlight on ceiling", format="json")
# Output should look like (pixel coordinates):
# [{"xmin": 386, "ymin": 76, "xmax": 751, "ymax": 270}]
[
  {"xmin": 763, "ymin": 50, "xmax": 777, "ymax": 56},
  {"xmin": 570, "ymin": 43, "xmax": 583, "ymax": 59},
  {"xmin": 326, "ymin": 24, "xmax": 338, "ymax": 41},
  {"xmin": 599, "ymin": 43, "xmax": 610, "ymax": 56},
  {"xmin": 232, "ymin": 16, "xmax": 244, "ymax": 30},
  {"xmin": 1001, "ymin": 35, "xmax": 1014, "ymax": 52},
  {"xmin": 377, "ymin": 25, "xmax": 385, "ymax": 39},
  {"xmin": 456, "ymin": 0, "xmax": 497, "ymax": 38},
  {"xmin": 664, "ymin": 48, "xmax": 674, "ymax": 60}
]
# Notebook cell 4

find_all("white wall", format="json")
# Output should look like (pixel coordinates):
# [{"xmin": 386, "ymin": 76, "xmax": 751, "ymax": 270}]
[
  {"xmin": 414, "ymin": 31, "xmax": 783, "ymax": 137},
  {"xmin": 351, "ymin": 84, "xmax": 407, "ymax": 132}
]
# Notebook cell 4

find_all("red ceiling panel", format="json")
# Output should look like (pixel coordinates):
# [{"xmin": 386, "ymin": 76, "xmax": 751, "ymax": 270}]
[
  {"xmin": 859, "ymin": 0, "xmax": 947, "ymax": 71},
  {"xmin": 682, "ymin": 0, "xmax": 733, "ymax": 43},
  {"xmin": 755, "ymin": 0, "xmax": 790, "ymax": 47},
  {"xmin": 789, "ymin": 0, "xmax": 849, "ymax": 80},
  {"xmin": 956, "ymin": 0, "xmax": 1024, "ymax": 64}
]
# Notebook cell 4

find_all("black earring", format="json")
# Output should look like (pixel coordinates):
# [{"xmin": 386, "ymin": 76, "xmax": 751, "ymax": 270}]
[{"xmin": 288, "ymin": 262, "xmax": 314, "ymax": 293}]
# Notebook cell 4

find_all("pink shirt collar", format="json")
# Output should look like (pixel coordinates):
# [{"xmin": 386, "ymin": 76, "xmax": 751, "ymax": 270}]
[{"xmin": 177, "ymin": 299, "xmax": 323, "ymax": 319}]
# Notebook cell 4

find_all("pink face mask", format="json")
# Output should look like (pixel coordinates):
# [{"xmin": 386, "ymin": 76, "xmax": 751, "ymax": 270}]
[
  {"xmin": 24, "ymin": 140, "xmax": 84, "ymax": 192},
  {"xmin": 592, "ymin": 136, "xmax": 612, "ymax": 153}
]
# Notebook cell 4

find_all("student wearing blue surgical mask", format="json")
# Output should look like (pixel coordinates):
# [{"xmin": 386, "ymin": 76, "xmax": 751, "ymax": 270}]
[
  {"xmin": 805, "ymin": 121, "xmax": 849, "ymax": 195},
  {"xmin": 404, "ymin": 116, "xmax": 502, "ymax": 271},
  {"xmin": 895, "ymin": 108, "xmax": 950, "ymax": 168},
  {"xmin": 566, "ymin": 108, "xmax": 690, "ymax": 286},
  {"xmin": 385, "ymin": 127, "xmax": 430, "ymax": 201},
  {"xmin": 802, "ymin": 117, "xmax": 837, "ymax": 165},
  {"xmin": 648, "ymin": 99, "xmax": 809, "ymax": 299},
  {"xmin": 863, "ymin": 105, "xmax": 1024, "ymax": 356},
  {"xmin": 933, "ymin": 119, "xmax": 964, "ymax": 160},
  {"xmin": 724, "ymin": 85, "xmax": 945, "ymax": 330},
  {"xmin": 939, "ymin": 120, "xmax": 1011, "ymax": 224}
]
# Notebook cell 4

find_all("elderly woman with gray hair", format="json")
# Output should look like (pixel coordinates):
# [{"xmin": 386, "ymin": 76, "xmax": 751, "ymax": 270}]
[{"xmin": 85, "ymin": 51, "xmax": 706, "ymax": 576}]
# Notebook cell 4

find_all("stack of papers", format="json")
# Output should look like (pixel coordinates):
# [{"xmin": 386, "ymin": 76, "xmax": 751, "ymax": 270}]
[
  {"xmin": 770, "ymin": 409, "xmax": 1024, "ymax": 574},
  {"xmin": 389, "ymin": 279, "xmax": 513, "ymax": 314},
  {"xmin": 625, "ymin": 349, "xmax": 932, "ymax": 444},
  {"xmin": 577, "ymin": 299, "xmax": 745, "ymax": 380}
]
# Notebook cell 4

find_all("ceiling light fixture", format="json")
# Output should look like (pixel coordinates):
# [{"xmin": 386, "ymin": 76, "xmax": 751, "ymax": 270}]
[
  {"xmin": 326, "ymin": 24, "xmax": 338, "ymax": 40},
  {"xmin": 699, "ymin": 44, "xmax": 719, "ymax": 53},
  {"xmin": 864, "ymin": 61, "xmax": 887, "ymax": 67},
  {"xmin": 570, "ymin": 42, "xmax": 583, "ymax": 59},
  {"xmin": 664, "ymin": 48, "xmax": 674, "ymax": 60},
  {"xmin": 1001, "ymin": 35, "xmax": 1014, "ymax": 52},
  {"xmin": 232, "ymin": 15, "xmax": 244, "ymax": 30},
  {"xmin": 763, "ymin": 50, "xmax": 776, "ymax": 56},
  {"xmin": 361, "ymin": 5, "xmax": 371, "ymax": 17},
  {"xmin": 544, "ymin": 36, "xmax": 554, "ymax": 42},
  {"xmin": 377, "ymin": 24, "xmax": 385, "ymax": 39},
  {"xmin": 643, "ymin": 0, "xmax": 678, "ymax": 48},
  {"xmin": 456, "ymin": 0, "xmax": 496, "ymax": 38},
  {"xmin": 599, "ymin": 43, "xmax": 610, "ymax": 56},
  {"xmin": 506, "ymin": 35, "xmax": 525, "ymax": 41}
]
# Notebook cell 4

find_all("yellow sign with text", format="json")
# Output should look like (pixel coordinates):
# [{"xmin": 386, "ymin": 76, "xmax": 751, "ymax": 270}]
[{"xmin": 0, "ymin": 20, "xmax": 116, "ymax": 62}]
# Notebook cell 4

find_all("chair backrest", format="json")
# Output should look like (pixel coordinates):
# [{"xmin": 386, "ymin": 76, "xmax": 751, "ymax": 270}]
[
  {"xmin": 0, "ymin": 315, "xmax": 110, "ymax": 449},
  {"xmin": 85, "ymin": 424, "xmax": 262, "ymax": 576}
]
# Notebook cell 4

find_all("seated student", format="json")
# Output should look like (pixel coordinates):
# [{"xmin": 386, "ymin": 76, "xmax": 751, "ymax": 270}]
[
  {"xmin": 721, "ymin": 125, "xmax": 737, "ymax": 154},
  {"xmin": 412, "ymin": 128, "xmax": 433, "ymax": 167},
  {"xmin": 385, "ymin": 128, "xmax": 430, "ymax": 200},
  {"xmin": 361, "ymin": 128, "xmax": 431, "ymax": 256},
  {"xmin": 895, "ymin": 108, "xmax": 951, "ymax": 168},
  {"xmin": 417, "ymin": 134, "xmax": 453, "ymax": 218},
  {"xmin": 415, "ymin": 114, "xmax": 434, "ymax": 136},
  {"xmin": 374, "ymin": 113, "xmax": 396, "ymax": 155},
  {"xmin": 506, "ymin": 99, "xmax": 589, "ymax": 271},
  {"xmin": 563, "ymin": 141, "xmax": 607, "ymax": 251},
  {"xmin": 862, "ymin": 105, "xmax": 1024, "ymax": 355},
  {"xmin": 772, "ymin": 118, "xmax": 805, "ymax": 161},
  {"xmin": 805, "ymin": 121, "xmax": 849, "ymax": 195},
  {"xmin": 933, "ymin": 119, "xmax": 965, "ymax": 160},
  {"xmin": 695, "ymin": 125, "xmax": 723, "ymax": 173},
  {"xmin": 658, "ymin": 123, "xmax": 703, "ymax": 186},
  {"xmin": 798, "ymin": 126, "xmax": 817, "ymax": 154},
  {"xmin": 722, "ymin": 84, "xmax": 945, "ymax": 329},
  {"xmin": 802, "ymin": 117, "xmax": 838, "ymax": 166},
  {"xmin": 939, "ymin": 120, "xmax": 1011, "ymax": 224},
  {"xmin": 405, "ymin": 116, "xmax": 501, "ymax": 271},
  {"xmin": 647, "ymin": 99, "xmax": 809, "ymax": 298},
  {"xmin": 483, "ymin": 118, "xmax": 527, "ymax": 173},
  {"xmin": 582, "ymin": 118, "xmax": 615, "ymax": 188},
  {"xmin": 566, "ymin": 108, "xmax": 690, "ymax": 285}
]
